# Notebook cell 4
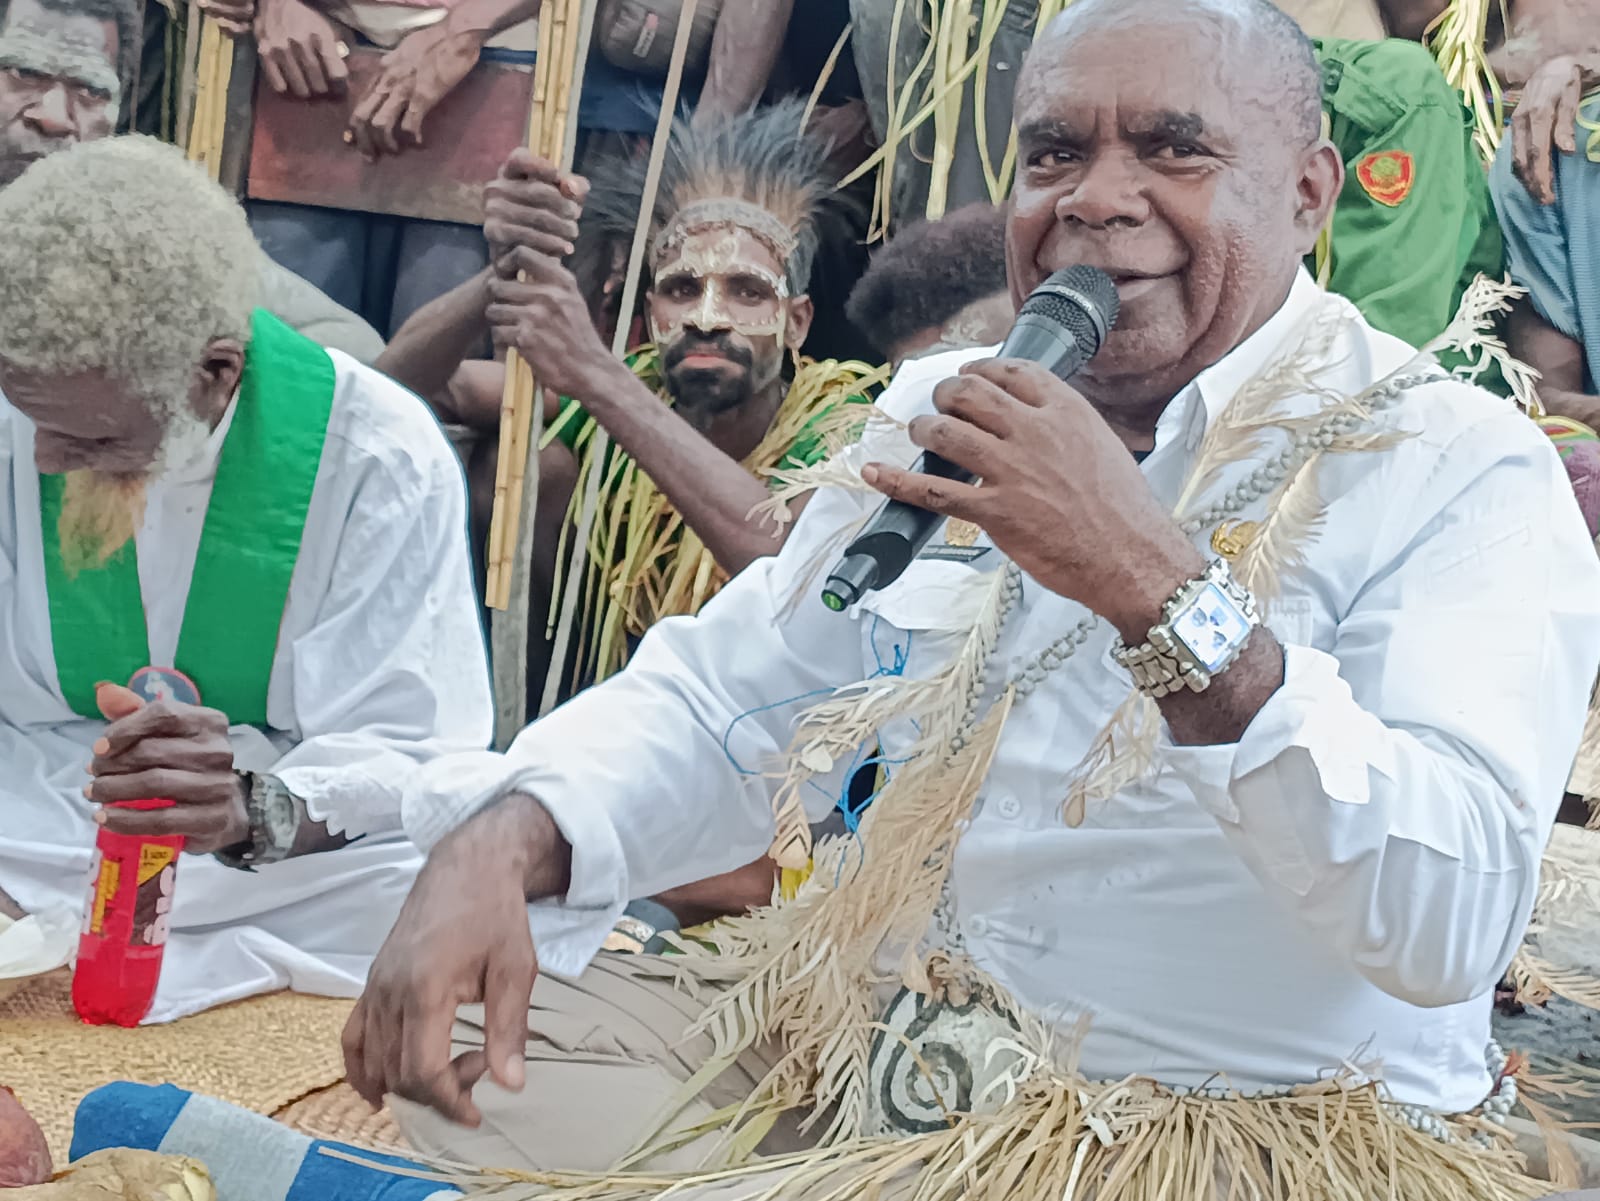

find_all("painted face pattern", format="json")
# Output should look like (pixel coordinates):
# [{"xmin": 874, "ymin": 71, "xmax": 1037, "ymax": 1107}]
[{"xmin": 648, "ymin": 227, "xmax": 791, "ymax": 345}]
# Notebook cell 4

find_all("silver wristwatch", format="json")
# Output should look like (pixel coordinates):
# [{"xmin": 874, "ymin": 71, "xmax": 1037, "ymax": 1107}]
[
  {"xmin": 1112, "ymin": 558, "xmax": 1260, "ymax": 697},
  {"xmin": 214, "ymin": 772, "xmax": 304, "ymax": 871}
]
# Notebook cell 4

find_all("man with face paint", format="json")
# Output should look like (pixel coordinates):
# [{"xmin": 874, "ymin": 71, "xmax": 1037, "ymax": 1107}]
[
  {"xmin": 356, "ymin": 0, "xmax": 1599, "ymax": 1191},
  {"xmin": 0, "ymin": 0, "xmax": 385, "ymax": 363},
  {"xmin": 383, "ymin": 100, "xmax": 879, "ymax": 705},
  {"xmin": 0, "ymin": 137, "xmax": 492, "ymax": 1021}
]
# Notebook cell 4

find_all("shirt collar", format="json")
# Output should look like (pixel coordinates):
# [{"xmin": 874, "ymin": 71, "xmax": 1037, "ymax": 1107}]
[{"xmin": 1151, "ymin": 267, "xmax": 1326, "ymax": 457}]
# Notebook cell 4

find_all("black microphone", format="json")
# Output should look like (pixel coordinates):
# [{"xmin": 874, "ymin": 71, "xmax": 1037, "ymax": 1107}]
[{"xmin": 820, "ymin": 265, "xmax": 1120, "ymax": 612}]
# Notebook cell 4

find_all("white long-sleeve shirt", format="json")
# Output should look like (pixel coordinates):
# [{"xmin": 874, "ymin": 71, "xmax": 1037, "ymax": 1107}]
[
  {"xmin": 405, "ymin": 272, "xmax": 1600, "ymax": 1112},
  {"xmin": 1, "ymin": 350, "xmax": 493, "ymax": 1021}
]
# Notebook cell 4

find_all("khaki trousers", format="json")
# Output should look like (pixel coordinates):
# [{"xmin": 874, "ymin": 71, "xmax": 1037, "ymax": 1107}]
[{"xmin": 394, "ymin": 954, "xmax": 909, "ymax": 1200}]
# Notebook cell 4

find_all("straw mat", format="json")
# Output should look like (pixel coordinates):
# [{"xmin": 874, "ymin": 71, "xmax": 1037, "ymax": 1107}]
[
  {"xmin": 0, "ymin": 970, "xmax": 352, "ymax": 1163},
  {"xmin": 276, "ymin": 1082, "xmax": 409, "ymax": 1150}
]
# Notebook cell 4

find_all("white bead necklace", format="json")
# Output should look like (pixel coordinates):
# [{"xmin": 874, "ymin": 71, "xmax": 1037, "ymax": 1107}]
[{"xmin": 925, "ymin": 367, "xmax": 1507, "ymax": 1140}]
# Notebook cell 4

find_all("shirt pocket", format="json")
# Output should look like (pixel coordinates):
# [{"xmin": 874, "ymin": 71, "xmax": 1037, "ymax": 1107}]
[{"xmin": 855, "ymin": 558, "xmax": 998, "ymax": 675}]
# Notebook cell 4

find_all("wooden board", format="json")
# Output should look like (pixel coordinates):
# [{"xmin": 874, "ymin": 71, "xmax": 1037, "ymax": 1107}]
[{"xmin": 246, "ymin": 48, "xmax": 534, "ymax": 224}]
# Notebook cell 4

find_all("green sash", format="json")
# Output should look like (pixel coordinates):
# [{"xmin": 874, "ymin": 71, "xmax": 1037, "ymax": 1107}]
[{"xmin": 38, "ymin": 309, "xmax": 336, "ymax": 724}]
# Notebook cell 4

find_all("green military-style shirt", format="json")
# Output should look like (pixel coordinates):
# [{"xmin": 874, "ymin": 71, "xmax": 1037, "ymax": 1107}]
[{"xmin": 1314, "ymin": 38, "xmax": 1505, "ymax": 351}]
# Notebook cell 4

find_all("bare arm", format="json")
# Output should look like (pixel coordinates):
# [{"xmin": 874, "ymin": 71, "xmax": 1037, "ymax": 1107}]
[
  {"xmin": 1510, "ymin": 303, "xmax": 1600, "ymax": 427},
  {"xmin": 375, "ymin": 270, "xmax": 494, "ymax": 412},
  {"xmin": 694, "ymin": 0, "xmax": 795, "ymax": 125},
  {"xmin": 0, "ymin": 883, "xmax": 24, "ymax": 922},
  {"xmin": 565, "ymin": 355, "xmax": 792, "ymax": 575}
]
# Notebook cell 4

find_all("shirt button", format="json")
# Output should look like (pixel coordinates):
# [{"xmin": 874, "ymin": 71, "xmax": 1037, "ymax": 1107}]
[
  {"xmin": 967, "ymin": 915, "xmax": 989, "ymax": 937},
  {"xmin": 996, "ymin": 796, "xmax": 1022, "ymax": 820}
]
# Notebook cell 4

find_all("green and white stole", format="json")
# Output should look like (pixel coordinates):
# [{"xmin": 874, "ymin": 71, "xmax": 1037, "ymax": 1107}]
[{"xmin": 36, "ymin": 309, "xmax": 336, "ymax": 724}]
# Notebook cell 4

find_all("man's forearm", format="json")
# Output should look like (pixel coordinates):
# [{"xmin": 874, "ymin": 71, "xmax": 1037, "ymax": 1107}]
[
  {"xmin": 376, "ymin": 270, "xmax": 494, "ymax": 411},
  {"xmin": 447, "ymin": 0, "xmax": 537, "ymax": 36},
  {"xmin": 0, "ymin": 883, "xmax": 25, "ymax": 921},
  {"xmin": 696, "ymin": 0, "xmax": 794, "ymax": 122},
  {"xmin": 575, "ymin": 359, "xmax": 787, "ymax": 574},
  {"xmin": 1156, "ymin": 631, "xmax": 1286, "ymax": 747}
]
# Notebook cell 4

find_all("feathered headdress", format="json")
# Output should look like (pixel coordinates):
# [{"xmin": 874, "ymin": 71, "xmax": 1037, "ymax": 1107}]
[{"xmin": 572, "ymin": 97, "xmax": 842, "ymax": 299}]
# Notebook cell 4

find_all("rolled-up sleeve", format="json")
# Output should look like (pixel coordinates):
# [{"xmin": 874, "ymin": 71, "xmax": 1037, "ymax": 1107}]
[{"xmin": 1174, "ymin": 411, "xmax": 1600, "ymax": 1007}]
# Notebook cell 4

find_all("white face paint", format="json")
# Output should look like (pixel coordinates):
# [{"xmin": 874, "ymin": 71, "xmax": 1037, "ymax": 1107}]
[{"xmin": 647, "ymin": 226, "xmax": 791, "ymax": 346}]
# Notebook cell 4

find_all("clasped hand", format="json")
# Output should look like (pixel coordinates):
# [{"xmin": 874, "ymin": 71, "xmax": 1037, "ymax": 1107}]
[
  {"xmin": 860, "ymin": 359, "xmax": 1202, "ymax": 635},
  {"xmin": 481, "ymin": 150, "xmax": 618, "ymax": 399},
  {"xmin": 84, "ymin": 685, "xmax": 248, "ymax": 853}
]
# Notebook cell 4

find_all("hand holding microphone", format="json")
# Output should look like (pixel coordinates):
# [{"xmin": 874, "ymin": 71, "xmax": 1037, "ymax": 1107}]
[
  {"xmin": 822, "ymin": 265, "xmax": 1120, "ymax": 610},
  {"xmin": 822, "ymin": 264, "xmax": 1210, "ymax": 635}
]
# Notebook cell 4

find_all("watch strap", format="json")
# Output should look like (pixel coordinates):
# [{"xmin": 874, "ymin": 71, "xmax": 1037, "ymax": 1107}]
[
  {"xmin": 1112, "ymin": 559, "xmax": 1258, "ymax": 698},
  {"xmin": 213, "ymin": 772, "xmax": 302, "ymax": 871}
]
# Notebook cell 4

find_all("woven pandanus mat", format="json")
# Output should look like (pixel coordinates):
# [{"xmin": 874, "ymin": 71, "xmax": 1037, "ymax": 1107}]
[
  {"xmin": 275, "ymin": 1082, "xmax": 408, "ymax": 1150},
  {"xmin": 0, "ymin": 969, "xmax": 352, "ymax": 1163}
]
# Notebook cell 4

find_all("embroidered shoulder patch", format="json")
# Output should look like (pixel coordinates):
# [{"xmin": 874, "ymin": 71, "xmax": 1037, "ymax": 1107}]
[{"xmin": 1355, "ymin": 149, "xmax": 1415, "ymax": 206}]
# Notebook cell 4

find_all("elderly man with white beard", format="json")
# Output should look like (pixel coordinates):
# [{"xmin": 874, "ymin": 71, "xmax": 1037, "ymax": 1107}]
[{"xmin": 0, "ymin": 135, "xmax": 492, "ymax": 1022}]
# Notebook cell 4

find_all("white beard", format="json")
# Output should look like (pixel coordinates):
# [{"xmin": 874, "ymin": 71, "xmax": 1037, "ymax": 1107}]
[{"xmin": 54, "ymin": 403, "xmax": 210, "ymax": 575}]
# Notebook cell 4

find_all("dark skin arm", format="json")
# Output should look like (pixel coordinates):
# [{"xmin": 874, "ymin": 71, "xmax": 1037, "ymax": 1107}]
[
  {"xmin": 347, "ymin": 0, "xmax": 540, "ymax": 159},
  {"xmin": 693, "ymin": 0, "xmax": 795, "ymax": 126},
  {"xmin": 495, "ymin": 334, "xmax": 791, "ymax": 576},
  {"xmin": 375, "ymin": 270, "xmax": 495, "ymax": 413},
  {"xmin": 345, "ymin": 793, "xmax": 570, "ymax": 1124},
  {"xmin": 1510, "ymin": 304, "xmax": 1600, "ymax": 428},
  {"xmin": 86, "ymin": 687, "xmax": 347, "ymax": 858},
  {"xmin": 860, "ymin": 358, "xmax": 1285, "ymax": 747}
]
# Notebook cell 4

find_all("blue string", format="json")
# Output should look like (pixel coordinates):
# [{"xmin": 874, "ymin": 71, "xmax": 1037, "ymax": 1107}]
[{"xmin": 718, "ymin": 615, "xmax": 915, "ymax": 872}]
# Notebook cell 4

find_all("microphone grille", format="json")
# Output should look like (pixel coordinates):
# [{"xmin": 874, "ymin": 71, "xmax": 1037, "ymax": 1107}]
[{"xmin": 1018, "ymin": 265, "xmax": 1120, "ymax": 354}]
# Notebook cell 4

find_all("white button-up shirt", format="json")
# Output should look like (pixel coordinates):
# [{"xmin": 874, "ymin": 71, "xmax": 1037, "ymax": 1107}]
[
  {"xmin": 2, "ymin": 352, "xmax": 493, "ymax": 1020},
  {"xmin": 405, "ymin": 271, "xmax": 1600, "ymax": 1112}
]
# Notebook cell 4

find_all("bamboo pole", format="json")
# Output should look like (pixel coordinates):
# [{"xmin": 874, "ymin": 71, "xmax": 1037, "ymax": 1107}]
[
  {"xmin": 186, "ymin": 15, "xmax": 233, "ymax": 181},
  {"xmin": 176, "ymin": 0, "xmax": 204, "ymax": 150},
  {"xmin": 486, "ymin": 0, "xmax": 598, "ymax": 747},
  {"xmin": 537, "ymin": 0, "xmax": 700, "ymax": 720}
]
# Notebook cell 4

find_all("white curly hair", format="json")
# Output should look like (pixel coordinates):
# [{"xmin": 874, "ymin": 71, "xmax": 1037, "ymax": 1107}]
[{"xmin": 0, "ymin": 135, "xmax": 259, "ymax": 414}]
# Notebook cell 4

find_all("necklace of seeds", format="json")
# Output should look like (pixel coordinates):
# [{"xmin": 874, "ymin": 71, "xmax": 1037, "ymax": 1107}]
[{"xmin": 931, "ymin": 365, "xmax": 1443, "ymax": 957}]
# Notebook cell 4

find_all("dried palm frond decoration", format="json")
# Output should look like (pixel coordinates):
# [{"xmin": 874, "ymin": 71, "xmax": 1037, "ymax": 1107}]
[
  {"xmin": 1424, "ymin": 0, "xmax": 1505, "ymax": 162},
  {"xmin": 540, "ymin": 351, "xmax": 884, "ymax": 690},
  {"xmin": 1509, "ymin": 823, "xmax": 1600, "ymax": 1010},
  {"xmin": 838, "ymin": 0, "xmax": 1076, "ymax": 239}
]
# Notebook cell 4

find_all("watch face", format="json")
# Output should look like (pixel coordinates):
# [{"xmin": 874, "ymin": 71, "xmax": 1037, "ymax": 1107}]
[
  {"xmin": 1172, "ymin": 581, "xmax": 1252, "ymax": 673},
  {"xmin": 262, "ymin": 789, "xmax": 299, "ymax": 848}
]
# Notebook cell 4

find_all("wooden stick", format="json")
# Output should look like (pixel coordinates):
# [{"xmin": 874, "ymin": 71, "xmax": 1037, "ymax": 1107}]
[
  {"xmin": 537, "ymin": 0, "xmax": 700, "ymax": 719},
  {"xmin": 186, "ymin": 15, "xmax": 233, "ymax": 181},
  {"xmin": 487, "ymin": 0, "xmax": 598, "ymax": 747}
]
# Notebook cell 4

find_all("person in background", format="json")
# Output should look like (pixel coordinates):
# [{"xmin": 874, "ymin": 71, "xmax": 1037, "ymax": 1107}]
[
  {"xmin": 0, "ymin": 0, "xmax": 385, "ymax": 362},
  {"xmin": 1315, "ymin": 35, "xmax": 1505, "ymax": 351},
  {"xmin": 844, "ymin": 202, "xmax": 1014, "ymax": 368},
  {"xmin": 1490, "ymin": 45, "xmax": 1600, "ymax": 429},
  {"xmin": 379, "ymin": 101, "xmax": 880, "ymax": 948},
  {"xmin": 0, "ymin": 137, "xmax": 491, "ymax": 1020}
]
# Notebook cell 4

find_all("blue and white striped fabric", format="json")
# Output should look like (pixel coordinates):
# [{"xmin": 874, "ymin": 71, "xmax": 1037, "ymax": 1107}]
[{"xmin": 70, "ymin": 1083, "xmax": 458, "ymax": 1201}]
